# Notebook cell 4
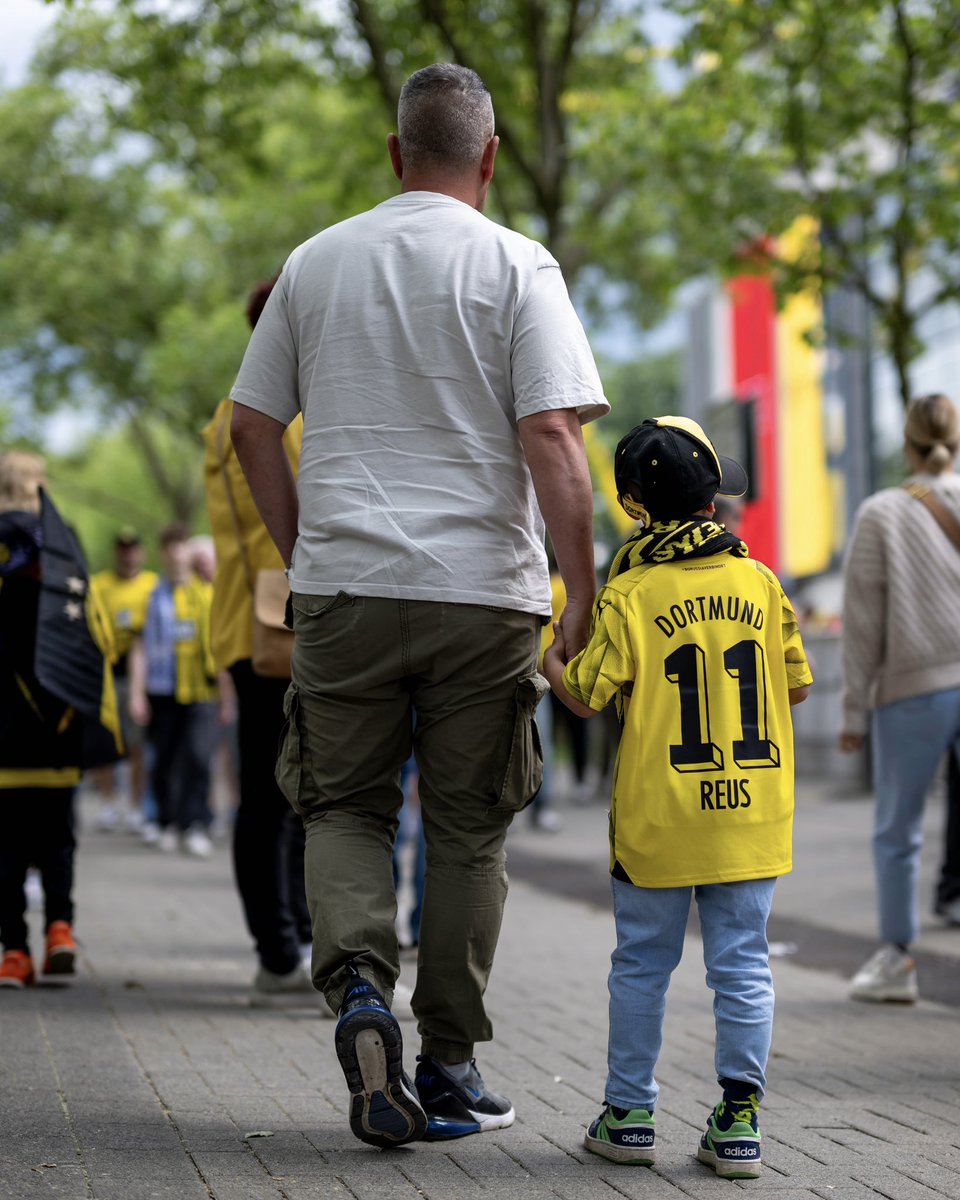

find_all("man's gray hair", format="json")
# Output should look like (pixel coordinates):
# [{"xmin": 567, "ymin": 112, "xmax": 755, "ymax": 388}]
[{"xmin": 397, "ymin": 63, "xmax": 494, "ymax": 171}]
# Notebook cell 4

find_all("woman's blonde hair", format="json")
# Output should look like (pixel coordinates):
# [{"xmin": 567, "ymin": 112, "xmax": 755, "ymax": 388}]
[
  {"xmin": 0, "ymin": 450, "xmax": 47, "ymax": 514},
  {"xmin": 904, "ymin": 393, "xmax": 960, "ymax": 474}
]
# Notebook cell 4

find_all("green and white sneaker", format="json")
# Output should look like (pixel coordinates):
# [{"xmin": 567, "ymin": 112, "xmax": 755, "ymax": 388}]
[
  {"xmin": 584, "ymin": 1105, "xmax": 655, "ymax": 1165},
  {"xmin": 697, "ymin": 1095, "xmax": 761, "ymax": 1179}
]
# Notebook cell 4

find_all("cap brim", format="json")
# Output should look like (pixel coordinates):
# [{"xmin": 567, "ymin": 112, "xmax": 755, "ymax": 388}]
[{"xmin": 717, "ymin": 456, "xmax": 748, "ymax": 498}]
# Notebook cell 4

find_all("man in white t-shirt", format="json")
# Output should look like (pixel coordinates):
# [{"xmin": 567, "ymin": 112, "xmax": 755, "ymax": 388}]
[{"xmin": 231, "ymin": 62, "xmax": 608, "ymax": 1150}]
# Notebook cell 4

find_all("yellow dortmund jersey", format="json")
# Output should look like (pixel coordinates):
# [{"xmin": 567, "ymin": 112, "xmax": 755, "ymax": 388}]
[
  {"xmin": 202, "ymin": 398, "xmax": 302, "ymax": 671},
  {"xmin": 91, "ymin": 569, "xmax": 159, "ymax": 665},
  {"xmin": 563, "ymin": 553, "xmax": 813, "ymax": 887}
]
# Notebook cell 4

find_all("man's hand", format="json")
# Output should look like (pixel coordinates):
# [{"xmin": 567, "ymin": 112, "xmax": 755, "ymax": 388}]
[
  {"xmin": 556, "ymin": 597, "xmax": 592, "ymax": 661},
  {"xmin": 838, "ymin": 732, "xmax": 865, "ymax": 753}
]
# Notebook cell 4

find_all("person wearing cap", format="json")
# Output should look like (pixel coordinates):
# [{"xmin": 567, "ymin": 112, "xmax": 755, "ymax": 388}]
[
  {"xmin": 542, "ymin": 416, "xmax": 812, "ymax": 1180},
  {"xmin": 90, "ymin": 529, "xmax": 159, "ymax": 836}
]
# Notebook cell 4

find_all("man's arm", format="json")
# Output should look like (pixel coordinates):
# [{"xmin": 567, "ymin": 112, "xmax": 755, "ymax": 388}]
[
  {"xmin": 518, "ymin": 408, "xmax": 596, "ymax": 659},
  {"xmin": 230, "ymin": 404, "xmax": 299, "ymax": 567}
]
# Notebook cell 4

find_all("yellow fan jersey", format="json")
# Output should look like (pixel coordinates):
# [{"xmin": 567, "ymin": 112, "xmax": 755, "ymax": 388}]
[
  {"xmin": 90, "ymin": 568, "xmax": 159, "ymax": 667},
  {"xmin": 562, "ymin": 553, "xmax": 812, "ymax": 887}
]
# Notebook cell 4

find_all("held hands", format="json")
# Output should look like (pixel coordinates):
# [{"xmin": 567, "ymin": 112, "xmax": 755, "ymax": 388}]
[
  {"xmin": 838, "ymin": 732, "xmax": 865, "ymax": 753},
  {"xmin": 556, "ymin": 597, "xmax": 591, "ymax": 662}
]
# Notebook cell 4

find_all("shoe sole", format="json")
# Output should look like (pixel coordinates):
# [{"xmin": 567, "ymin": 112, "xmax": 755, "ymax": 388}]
[
  {"xmin": 0, "ymin": 977, "xmax": 32, "ymax": 989},
  {"xmin": 849, "ymin": 990, "xmax": 917, "ymax": 1004},
  {"xmin": 697, "ymin": 1141, "xmax": 761, "ymax": 1179},
  {"xmin": 584, "ymin": 1131, "xmax": 655, "ymax": 1165},
  {"xmin": 335, "ymin": 1005, "xmax": 426, "ymax": 1148}
]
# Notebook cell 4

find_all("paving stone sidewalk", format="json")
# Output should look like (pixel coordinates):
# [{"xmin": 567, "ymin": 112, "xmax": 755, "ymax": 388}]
[{"xmin": 2, "ymin": 785, "xmax": 959, "ymax": 1200}]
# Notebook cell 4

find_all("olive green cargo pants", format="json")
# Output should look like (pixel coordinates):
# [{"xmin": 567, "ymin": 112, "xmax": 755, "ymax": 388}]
[{"xmin": 277, "ymin": 592, "xmax": 545, "ymax": 1064}]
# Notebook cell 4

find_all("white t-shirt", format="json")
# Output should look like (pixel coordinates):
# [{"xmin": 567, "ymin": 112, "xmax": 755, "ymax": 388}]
[{"xmin": 231, "ymin": 191, "xmax": 609, "ymax": 614}]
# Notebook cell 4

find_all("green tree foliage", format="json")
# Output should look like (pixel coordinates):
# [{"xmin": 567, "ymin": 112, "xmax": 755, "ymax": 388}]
[
  {"xmin": 663, "ymin": 0, "xmax": 960, "ymax": 406},
  {"xmin": 1, "ymin": 9, "xmax": 393, "ymax": 521}
]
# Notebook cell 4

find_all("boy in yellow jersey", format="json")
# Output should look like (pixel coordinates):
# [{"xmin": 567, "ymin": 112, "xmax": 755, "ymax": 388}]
[{"xmin": 543, "ymin": 417, "xmax": 813, "ymax": 1179}]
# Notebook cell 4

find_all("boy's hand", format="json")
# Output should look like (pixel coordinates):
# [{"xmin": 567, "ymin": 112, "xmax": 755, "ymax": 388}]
[{"xmin": 542, "ymin": 638, "xmax": 596, "ymax": 719}]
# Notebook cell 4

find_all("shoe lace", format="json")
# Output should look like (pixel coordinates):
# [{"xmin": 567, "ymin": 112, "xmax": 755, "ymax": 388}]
[{"xmin": 719, "ymin": 1094, "xmax": 759, "ymax": 1127}]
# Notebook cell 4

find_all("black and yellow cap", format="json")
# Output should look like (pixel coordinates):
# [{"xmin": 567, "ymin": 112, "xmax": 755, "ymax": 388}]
[
  {"xmin": 114, "ymin": 526, "xmax": 141, "ymax": 548},
  {"xmin": 614, "ymin": 416, "xmax": 748, "ymax": 522}
]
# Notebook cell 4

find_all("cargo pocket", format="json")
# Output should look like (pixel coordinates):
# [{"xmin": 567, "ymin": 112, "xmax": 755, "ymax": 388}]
[
  {"xmin": 491, "ymin": 671, "xmax": 550, "ymax": 812},
  {"xmin": 275, "ymin": 684, "xmax": 304, "ymax": 813}
]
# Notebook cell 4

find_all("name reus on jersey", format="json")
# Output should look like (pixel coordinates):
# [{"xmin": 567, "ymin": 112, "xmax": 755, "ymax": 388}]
[
  {"xmin": 700, "ymin": 778, "xmax": 751, "ymax": 810},
  {"xmin": 653, "ymin": 594, "xmax": 765, "ymax": 639}
]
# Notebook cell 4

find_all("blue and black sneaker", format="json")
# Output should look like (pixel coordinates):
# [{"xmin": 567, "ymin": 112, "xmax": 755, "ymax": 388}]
[
  {"xmin": 334, "ymin": 967, "xmax": 426, "ymax": 1148},
  {"xmin": 414, "ymin": 1055, "xmax": 515, "ymax": 1141},
  {"xmin": 697, "ymin": 1094, "xmax": 761, "ymax": 1179},
  {"xmin": 584, "ymin": 1106, "xmax": 656, "ymax": 1165}
]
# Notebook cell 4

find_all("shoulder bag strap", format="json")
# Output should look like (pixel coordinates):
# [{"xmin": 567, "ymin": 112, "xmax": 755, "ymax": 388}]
[
  {"xmin": 902, "ymin": 482, "xmax": 960, "ymax": 554},
  {"xmin": 215, "ymin": 405, "xmax": 256, "ymax": 595}
]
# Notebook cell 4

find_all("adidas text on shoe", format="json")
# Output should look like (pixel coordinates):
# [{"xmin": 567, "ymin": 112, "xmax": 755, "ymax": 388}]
[
  {"xmin": 697, "ymin": 1099, "xmax": 761, "ymax": 1179},
  {"xmin": 0, "ymin": 950, "xmax": 35, "ymax": 989},
  {"xmin": 334, "ymin": 970, "xmax": 426, "ymax": 1148},
  {"xmin": 849, "ymin": 945, "xmax": 918, "ymax": 1003},
  {"xmin": 41, "ymin": 922, "xmax": 77, "ymax": 984},
  {"xmin": 584, "ymin": 1106, "xmax": 656, "ymax": 1165},
  {"xmin": 415, "ymin": 1056, "xmax": 515, "ymax": 1141}
]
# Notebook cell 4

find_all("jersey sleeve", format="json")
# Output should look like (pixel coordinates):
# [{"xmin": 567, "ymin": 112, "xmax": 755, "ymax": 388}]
[
  {"xmin": 756, "ymin": 562, "xmax": 813, "ymax": 690},
  {"xmin": 561, "ymin": 587, "xmax": 635, "ymax": 711},
  {"xmin": 230, "ymin": 269, "xmax": 301, "ymax": 427}
]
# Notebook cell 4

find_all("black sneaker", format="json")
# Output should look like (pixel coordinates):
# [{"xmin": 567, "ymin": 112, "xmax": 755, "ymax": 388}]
[
  {"xmin": 334, "ymin": 969, "xmax": 427, "ymax": 1148},
  {"xmin": 414, "ymin": 1055, "xmax": 515, "ymax": 1141}
]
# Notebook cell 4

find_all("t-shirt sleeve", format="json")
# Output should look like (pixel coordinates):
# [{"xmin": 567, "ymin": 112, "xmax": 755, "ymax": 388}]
[
  {"xmin": 510, "ymin": 256, "xmax": 610, "ymax": 425},
  {"xmin": 562, "ymin": 588, "xmax": 635, "ymax": 711},
  {"xmin": 229, "ymin": 271, "xmax": 301, "ymax": 427},
  {"xmin": 757, "ymin": 563, "xmax": 813, "ymax": 689}
]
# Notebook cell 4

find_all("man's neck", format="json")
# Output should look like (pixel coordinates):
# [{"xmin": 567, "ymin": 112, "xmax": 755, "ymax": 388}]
[{"xmin": 398, "ymin": 177, "xmax": 480, "ymax": 209}]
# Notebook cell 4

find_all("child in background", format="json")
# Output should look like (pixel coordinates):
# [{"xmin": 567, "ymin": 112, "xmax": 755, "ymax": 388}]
[{"xmin": 543, "ymin": 417, "xmax": 813, "ymax": 1179}]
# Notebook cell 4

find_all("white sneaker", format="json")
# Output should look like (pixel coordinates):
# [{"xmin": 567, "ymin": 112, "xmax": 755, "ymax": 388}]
[
  {"xmin": 182, "ymin": 829, "xmax": 213, "ymax": 859},
  {"xmin": 250, "ymin": 962, "xmax": 314, "ymax": 1008},
  {"xmin": 850, "ymin": 945, "xmax": 918, "ymax": 1003},
  {"xmin": 95, "ymin": 803, "xmax": 120, "ymax": 832},
  {"xmin": 392, "ymin": 980, "xmax": 415, "ymax": 1020},
  {"xmin": 124, "ymin": 808, "xmax": 144, "ymax": 834},
  {"xmin": 141, "ymin": 822, "xmax": 161, "ymax": 846},
  {"xmin": 157, "ymin": 829, "xmax": 178, "ymax": 853}
]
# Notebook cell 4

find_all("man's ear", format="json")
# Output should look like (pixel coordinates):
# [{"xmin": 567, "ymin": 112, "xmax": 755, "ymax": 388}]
[
  {"xmin": 480, "ymin": 135, "xmax": 499, "ymax": 185},
  {"xmin": 387, "ymin": 133, "xmax": 403, "ymax": 181}
]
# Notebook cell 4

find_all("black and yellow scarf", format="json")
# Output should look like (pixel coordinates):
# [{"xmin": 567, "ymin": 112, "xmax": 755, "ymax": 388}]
[{"xmin": 608, "ymin": 517, "xmax": 748, "ymax": 581}]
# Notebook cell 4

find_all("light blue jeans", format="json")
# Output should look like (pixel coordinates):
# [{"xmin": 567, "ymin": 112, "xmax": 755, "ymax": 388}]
[
  {"xmin": 872, "ymin": 688, "xmax": 960, "ymax": 947},
  {"xmin": 606, "ymin": 875, "xmax": 777, "ymax": 1113}
]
